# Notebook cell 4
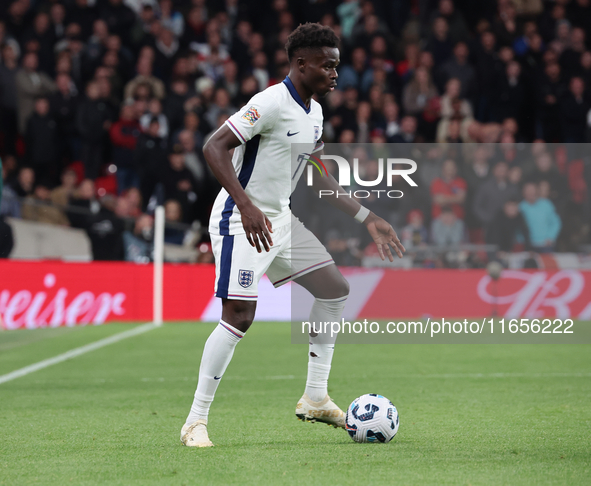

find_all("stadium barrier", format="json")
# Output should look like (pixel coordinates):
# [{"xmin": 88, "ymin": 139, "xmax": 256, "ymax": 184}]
[
  {"xmin": 7, "ymin": 218, "xmax": 92, "ymax": 261},
  {"xmin": 1, "ymin": 261, "xmax": 590, "ymax": 329}
]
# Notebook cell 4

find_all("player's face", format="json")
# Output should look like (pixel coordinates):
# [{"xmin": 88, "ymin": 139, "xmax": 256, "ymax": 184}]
[{"xmin": 303, "ymin": 47, "xmax": 339, "ymax": 97}]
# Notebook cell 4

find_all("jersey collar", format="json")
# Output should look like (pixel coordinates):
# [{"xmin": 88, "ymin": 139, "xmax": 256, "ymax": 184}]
[{"xmin": 282, "ymin": 76, "xmax": 311, "ymax": 114}]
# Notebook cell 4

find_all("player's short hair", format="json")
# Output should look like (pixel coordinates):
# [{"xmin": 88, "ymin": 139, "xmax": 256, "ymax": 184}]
[{"xmin": 285, "ymin": 23, "xmax": 339, "ymax": 61}]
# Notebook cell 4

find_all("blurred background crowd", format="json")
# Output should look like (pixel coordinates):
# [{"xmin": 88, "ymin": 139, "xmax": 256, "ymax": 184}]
[{"xmin": 0, "ymin": 0, "xmax": 590, "ymax": 267}]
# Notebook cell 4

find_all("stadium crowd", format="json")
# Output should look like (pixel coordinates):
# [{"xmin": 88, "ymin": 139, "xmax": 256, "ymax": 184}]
[{"xmin": 0, "ymin": 0, "xmax": 590, "ymax": 265}]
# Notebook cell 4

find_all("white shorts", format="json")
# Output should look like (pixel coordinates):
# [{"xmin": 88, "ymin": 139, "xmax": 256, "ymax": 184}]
[{"xmin": 211, "ymin": 214, "xmax": 333, "ymax": 300}]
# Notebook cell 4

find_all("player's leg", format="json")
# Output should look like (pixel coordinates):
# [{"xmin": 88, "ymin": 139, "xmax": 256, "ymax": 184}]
[
  {"xmin": 266, "ymin": 216, "xmax": 349, "ymax": 427},
  {"xmin": 293, "ymin": 264, "xmax": 349, "ymax": 426},
  {"xmin": 187, "ymin": 299, "xmax": 255, "ymax": 423},
  {"xmin": 182, "ymin": 233, "xmax": 274, "ymax": 447},
  {"xmin": 181, "ymin": 299, "xmax": 255, "ymax": 447}
]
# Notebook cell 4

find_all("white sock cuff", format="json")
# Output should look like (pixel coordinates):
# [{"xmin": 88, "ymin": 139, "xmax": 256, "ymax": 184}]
[
  {"xmin": 218, "ymin": 319, "xmax": 245, "ymax": 340},
  {"xmin": 315, "ymin": 295, "xmax": 348, "ymax": 303}
]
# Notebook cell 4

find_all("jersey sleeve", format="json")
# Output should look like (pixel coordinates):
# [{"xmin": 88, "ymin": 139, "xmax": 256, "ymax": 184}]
[{"xmin": 225, "ymin": 91, "xmax": 281, "ymax": 144}]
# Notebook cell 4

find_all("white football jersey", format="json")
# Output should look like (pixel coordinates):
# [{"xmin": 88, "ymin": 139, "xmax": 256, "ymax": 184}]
[{"xmin": 209, "ymin": 76, "xmax": 324, "ymax": 236}]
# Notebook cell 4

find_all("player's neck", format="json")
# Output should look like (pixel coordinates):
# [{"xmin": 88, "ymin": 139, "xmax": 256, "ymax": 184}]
[{"xmin": 287, "ymin": 72, "xmax": 312, "ymax": 109}]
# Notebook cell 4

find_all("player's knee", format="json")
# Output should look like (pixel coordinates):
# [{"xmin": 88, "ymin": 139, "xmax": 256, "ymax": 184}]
[
  {"xmin": 225, "ymin": 313, "xmax": 254, "ymax": 333},
  {"xmin": 232, "ymin": 316, "xmax": 254, "ymax": 332},
  {"xmin": 336, "ymin": 277, "xmax": 350, "ymax": 298},
  {"xmin": 222, "ymin": 299, "xmax": 256, "ymax": 332}
]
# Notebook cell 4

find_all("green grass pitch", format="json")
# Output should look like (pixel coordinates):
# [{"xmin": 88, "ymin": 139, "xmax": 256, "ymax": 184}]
[{"xmin": 0, "ymin": 322, "xmax": 590, "ymax": 485}]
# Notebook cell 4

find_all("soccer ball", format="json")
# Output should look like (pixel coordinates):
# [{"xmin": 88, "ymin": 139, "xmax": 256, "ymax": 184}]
[{"xmin": 345, "ymin": 394, "xmax": 399, "ymax": 443}]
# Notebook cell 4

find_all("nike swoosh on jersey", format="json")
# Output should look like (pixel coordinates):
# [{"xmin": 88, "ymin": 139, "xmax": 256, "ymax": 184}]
[{"xmin": 287, "ymin": 131, "xmax": 300, "ymax": 137}]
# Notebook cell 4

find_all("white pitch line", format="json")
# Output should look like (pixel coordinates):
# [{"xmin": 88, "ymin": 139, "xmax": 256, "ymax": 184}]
[{"xmin": 0, "ymin": 322, "xmax": 158, "ymax": 385}]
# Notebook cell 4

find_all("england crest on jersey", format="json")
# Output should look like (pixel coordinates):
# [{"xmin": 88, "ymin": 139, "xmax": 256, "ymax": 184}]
[
  {"xmin": 238, "ymin": 269, "xmax": 254, "ymax": 288},
  {"xmin": 314, "ymin": 125, "xmax": 320, "ymax": 142}
]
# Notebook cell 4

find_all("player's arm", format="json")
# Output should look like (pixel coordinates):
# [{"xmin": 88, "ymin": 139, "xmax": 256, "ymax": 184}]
[
  {"xmin": 310, "ymin": 162, "xmax": 405, "ymax": 261},
  {"xmin": 203, "ymin": 125, "xmax": 273, "ymax": 252}
]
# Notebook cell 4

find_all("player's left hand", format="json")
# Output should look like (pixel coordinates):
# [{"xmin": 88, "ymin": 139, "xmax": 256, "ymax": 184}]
[{"xmin": 364, "ymin": 213, "xmax": 405, "ymax": 261}]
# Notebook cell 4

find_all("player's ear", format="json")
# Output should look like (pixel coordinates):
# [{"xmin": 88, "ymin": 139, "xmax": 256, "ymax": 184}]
[{"xmin": 297, "ymin": 56, "xmax": 306, "ymax": 73}]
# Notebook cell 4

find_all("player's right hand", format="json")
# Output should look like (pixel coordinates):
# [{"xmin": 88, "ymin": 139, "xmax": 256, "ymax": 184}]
[{"xmin": 240, "ymin": 203, "xmax": 273, "ymax": 253}]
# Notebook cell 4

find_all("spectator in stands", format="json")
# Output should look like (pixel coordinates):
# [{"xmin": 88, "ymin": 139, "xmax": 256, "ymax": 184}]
[
  {"xmin": 431, "ymin": 206, "xmax": 465, "ymax": 246},
  {"xmin": 338, "ymin": 47, "xmax": 372, "ymax": 92},
  {"xmin": 487, "ymin": 199, "xmax": 531, "ymax": 252},
  {"xmin": 162, "ymin": 146, "xmax": 198, "ymax": 224},
  {"xmin": 83, "ymin": 194, "xmax": 126, "ymax": 261},
  {"xmin": 381, "ymin": 100, "xmax": 400, "ymax": 141},
  {"xmin": 430, "ymin": 0, "xmax": 469, "ymax": 44},
  {"xmin": 15, "ymin": 52, "xmax": 56, "ymax": 134},
  {"xmin": 22, "ymin": 182, "xmax": 69, "ymax": 226},
  {"xmin": 158, "ymin": 0, "xmax": 184, "ymax": 38},
  {"xmin": 139, "ymin": 98, "xmax": 169, "ymax": 139},
  {"xmin": 10, "ymin": 166, "xmax": 35, "ymax": 199},
  {"xmin": 164, "ymin": 78, "xmax": 192, "ymax": 135},
  {"xmin": 426, "ymin": 17, "xmax": 453, "ymax": 67},
  {"xmin": 493, "ymin": 61, "xmax": 525, "ymax": 124},
  {"xmin": 519, "ymin": 182, "xmax": 562, "ymax": 252},
  {"xmin": 85, "ymin": 19, "xmax": 109, "ymax": 66},
  {"xmin": 49, "ymin": 3, "xmax": 66, "ymax": 41},
  {"xmin": 439, "ymin": 77, "xmax": 472, "ymax": 120},
  {"xmin": 77, "ymin": 81, "xmax": 114, "ymax": 180},
  {"xmin": 109, "ymin": 102, "xmax": 141, "ymax": 193},
  {"xmin": 561, "ymin": 27, "xmax": 587, "ymax": 77},
  {"xmin": 508, "ymin": 165, "xmax": 523, "ymax": 187},
  {"xmin": 50, "ymin": 73, "xmax": 80, "ymax": 163},
  {"xmin": 134, "ymin": 117, "xmax": 167, "ymax": 206},
  {"xmin": 436, "ymin": 96, "xmax": 474, "ymax": 142},
  {"xmin": 438, "ymin": 41, "xmax": 476, "ymax": 101},
  {"xmin": 163, "ymin": 199, "xmax": 186, "ymax": 245},
  {"xmin": 100, "ymin": 0, "xmax": 136, "ymax": 46},
  {"xmin": 50, "ymin": 168, "xmax": 78, "ymax": 208},
  {"xmin": 395, "ymin": 43, "xmax": 420, "ymax": 85},
  {"xmin": 25, "ymin": 97, "xmax": 59, "ymax": 184},
  {"xmin": 0, "ymin": 160, "xmax": 21, "ymax": 218},
  {"xmin": 494, "ymin": 1, "xmax": 519, "ymax": 47},
  {"xmin": 354, "ymin": 101, "xmax": 372, "ymax": 143},
  {"xmin": 154, "ymin": 28, "xmax": 179, "ymax": 76},
  {"xmin": 430, "ymin": 159, "xmax": 467, "ymax": 220},
  {"xmin": 437, "ymin": 117, "xmax": 463, "ymax": 143},
  {"xmin": 22, "ymin": 12, "xmax": 55, "ymax": 76},
  {"xmin": 560, "ymin": 76, "xmax": 590, "ymax": 142},
  {"xmin": 464, "ymin": 145, "xmax": 491, "ymax": 237},
  {"xmin": 579, "ymin": 51, "xmax": 591, "ymax": 88},
  {"xmin": 401, "ymin": 209, "xmax": 429, "ymax": 249},
  {"xmin": 68, "ymin": 0, "xmax": 97, "ymax": 40},
  {"xmin": 124, "ymin": 55, "xmax": 165, "ymax": 100},
  {"xmin": 124, "ymin": 187, "xmax": 143, "ymax": 218},
  {"xmin": 0, "ymin": 42, "xmax": 19, "ymax": 155},
  {"xmin": 177, "ymin": 129, "xmax": 207, "ymax": 188},
  {"xmin": 67, "ymin": 178, "xmax": 99, "ymax": 229},
  {"xmin": 526, "ymin": 151, "xmax": 569, "ymax": 214},
  {"xmin": 390, "ymin": 115, "xmax": 417, "ymax": 143},
  {"xmin": 124, "ymin": 213, "xmax": 154, "ymax": 262},
  {"xmin": 474, "ymin": 30, "xmax": 501, "ymax": 122},
  {"xmin": 204, "ymin": 87, "xmax": 235, "ymax": 130},
  {"xmin": 402, "ymin": 66, "xmax": 439, "ymax": 121},
  {"xmin": 473, "ymin": 161, "xmax": 520, "ymax": 238}
]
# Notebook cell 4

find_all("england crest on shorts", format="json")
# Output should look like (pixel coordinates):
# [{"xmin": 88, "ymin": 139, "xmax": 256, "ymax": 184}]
[
  {"xmin": 238, "ymin": 269, "xmax": 254, "ymax": 288},
  {"xmin": 314, "ymin": 125, "xmax": 320, "ymax": 142}
]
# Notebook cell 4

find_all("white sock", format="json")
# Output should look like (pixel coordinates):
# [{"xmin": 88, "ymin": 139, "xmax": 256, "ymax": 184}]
[
  {"xmin": 305, "ymin": 296, "xmax": 348, "ymax": 402},
  {"xmin": 186, "ymin": 320, "xmax": 244, "ymax": 425}
]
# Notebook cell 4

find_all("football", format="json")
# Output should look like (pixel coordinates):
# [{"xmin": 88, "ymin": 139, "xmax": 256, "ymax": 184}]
[{"xmin": 345, "ymin": 394, "xmax": 399, "ymax": 443}]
